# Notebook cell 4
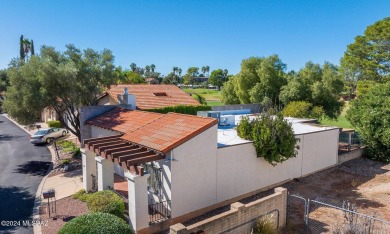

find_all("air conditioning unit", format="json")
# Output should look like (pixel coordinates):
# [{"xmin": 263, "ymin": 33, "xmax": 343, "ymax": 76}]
[{"xmin": 219, "ymin": 117, "xmax": 229, "ymax": 126}]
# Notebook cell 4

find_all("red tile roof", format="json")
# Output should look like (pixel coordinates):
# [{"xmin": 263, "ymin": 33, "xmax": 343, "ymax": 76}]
[
  {"xmin": 86, "ymin": 108, "xmax": 163, "ymax": 133},
  {"xmin": 121, "ymin": 113, "xmax": 217, "ymax": 153},
  {"xmin": 86, "ymin": 108, "xmax": 217, "ymax": 154},
  {"xmin": 103, "ymin": 84, "xmax": 200, "ymax": 109}
]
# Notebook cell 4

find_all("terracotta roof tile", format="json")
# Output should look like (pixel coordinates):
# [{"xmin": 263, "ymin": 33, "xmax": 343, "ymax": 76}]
[
  {"xmin": 104, "ymin": 84, "xmax": 200, "ymax": 109},
  {"xmin": 86, "ymin": 108, "xmax": 217, "ymax": 154},
  {"xmin": 121, "ymin": 112, "xmax": 217, "ymax": 154},
  {"xmin": 86, "ymin": 108, "xmax": 163, "ymax": 133}
]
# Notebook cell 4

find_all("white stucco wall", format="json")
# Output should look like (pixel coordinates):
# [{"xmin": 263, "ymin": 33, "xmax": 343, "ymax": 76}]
[
  {"xmin": 216, "ymin": 138, "xmax": 303, "ymax": 203},
  {"xmin": 97, "ymin": 95, "xmax": 118, "ymax": 105},
  {"xmin": 215, "ymin": 129, "xmax": 339, "ymax": 203},
  {"xmin": 170, "ymin": 125, "xmax": 218, "ymax": 218},
  {"xmin": 91, "ymin": 125, "xmax": 121, "ymax": 138},
  {"xmin": 300, "ymin": 129, "xmax": 339, "ymax": 175}
]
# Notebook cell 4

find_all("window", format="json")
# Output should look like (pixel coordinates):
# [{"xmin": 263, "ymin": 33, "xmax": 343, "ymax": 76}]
[{"xmin": 144, "ymin": 163, "xmax": 162, "ymax": 195}]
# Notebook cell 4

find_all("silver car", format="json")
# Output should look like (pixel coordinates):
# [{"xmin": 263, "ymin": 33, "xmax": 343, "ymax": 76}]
[{"xmin": 30, "ymin": 127, "xmax": 67, "ymax": 144}]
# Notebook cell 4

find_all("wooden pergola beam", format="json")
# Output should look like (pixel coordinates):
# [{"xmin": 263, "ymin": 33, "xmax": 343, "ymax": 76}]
[
  {"xmin": 126, "ymin": 154, "xmax": 164, "ymax": 166},
  {"xmin": 84, "ymin": 135, "xmax": 121, "ymax": 145},
  {"xmin": 110, "ymin": 147, "xmax": 146, "ymax": 160}
]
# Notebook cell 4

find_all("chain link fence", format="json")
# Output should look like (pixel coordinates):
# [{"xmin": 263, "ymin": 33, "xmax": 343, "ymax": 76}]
[{"xmin": 288, "ymin": 194, "xmax": 390, "ymax": 234}]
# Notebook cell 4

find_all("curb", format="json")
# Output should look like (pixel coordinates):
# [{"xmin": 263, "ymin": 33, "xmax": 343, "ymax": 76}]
[{"xmin": 2, "ymin": 114, "xmax": 54, "ymax": 234}]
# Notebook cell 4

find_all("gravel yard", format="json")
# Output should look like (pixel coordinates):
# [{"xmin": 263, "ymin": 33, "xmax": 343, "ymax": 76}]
[
  {"xmin": 40, "ymin": 196, "xmax": 88, "ymax": 234},
  {"xmin": 283, "ymin": 157, "xmax": 390, "ymax": 233}
]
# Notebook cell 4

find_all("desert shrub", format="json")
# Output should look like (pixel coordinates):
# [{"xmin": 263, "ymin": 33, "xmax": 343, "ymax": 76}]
[
  {"xmin": 57, "ymin": 140, "xmax": 80, "ymax": 156},
  {"xmin": 146, "ymin": 105, "xmax": 211, "ymax": 115},
  {"xmin": 61, "ymin": 158, "xmax": 71, "ymax": 165},
  {"xmin": 87, "ymin": 190, "xmax": 125, "ymax": 217},
  {"xmin": 72, "ymin": 148, "xmax": 81, "ymax": 159},
  {"xmin": 236, "ymin": 116, "xmax": 253, "ymax": 140},
  {"xmin": 72, "ymin": 189, "xmax": 90, "ymax": 202},
  {"xmin": 47, "ymin": 120, "xmax": 61, "ymax": 128},
  {"xmin": 252, "ymin": 214, "xmax": 277, "ymax": 234},
  {"xmin": 58, "ymin": 212, "xmax": 132, "ymax": 234}
]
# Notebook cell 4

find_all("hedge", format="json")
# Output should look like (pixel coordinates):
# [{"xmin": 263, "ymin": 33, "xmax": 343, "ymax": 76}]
[
  {"xmin": 58, "ymin": 212, "xmax": 132, "ymax": 234},
  {"xmin": 87, "ymin": 190, "xmax": 125, "ymax": 217},
  {"xmin": 145, "ymin": 105, "xmax": 211, "ymax": 115},
  {"xmin": 47, "ymin": 120, "xmax": 61, "ymax": 128}
]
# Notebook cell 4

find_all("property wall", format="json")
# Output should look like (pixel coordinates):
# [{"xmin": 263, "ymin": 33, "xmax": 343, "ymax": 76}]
[
  {"xmin": 216, "ymin": 137, "xmax": 303, "ymax": 203},
  {"xmin": 300, "ymin": 129, "xmax": 339, "ymax": 175},
  {"xmin": 170, "ymin": 125, "xmax": 218, "ymax": 218},
  {"xmin": 170, "ymin": 187, "xmax": 287, "ymax": 234},
  {"xmin": 338, "ymin": 147, "xmax": 364, "ymax": 164}
]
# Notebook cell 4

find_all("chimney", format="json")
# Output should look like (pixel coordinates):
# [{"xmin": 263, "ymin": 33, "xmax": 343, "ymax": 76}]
[{"xmin": 117, "ymin": 87, "xmax": 136, "ymax": 110}]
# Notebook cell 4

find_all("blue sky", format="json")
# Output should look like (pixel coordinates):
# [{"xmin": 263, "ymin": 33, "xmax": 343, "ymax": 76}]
[{"xmin": 0, "ymin": 0, "xmax": 389, "ymax": 75}]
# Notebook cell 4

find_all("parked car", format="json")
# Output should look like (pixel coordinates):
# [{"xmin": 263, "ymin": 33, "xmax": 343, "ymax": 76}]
[{"xmin": 30, "ymin": 127, "xmax": 67, "ymax": 144}]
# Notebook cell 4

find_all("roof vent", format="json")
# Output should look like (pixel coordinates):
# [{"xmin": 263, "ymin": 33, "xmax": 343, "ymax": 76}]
[{"xmin": 153, "ymin": 92, "xmax": 168, "ymax": 97}]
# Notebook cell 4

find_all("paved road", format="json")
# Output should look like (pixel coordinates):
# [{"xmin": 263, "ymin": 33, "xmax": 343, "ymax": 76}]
[{"xmin": 0, "ymin": 115, "xmax": 51, "ymax": 234}]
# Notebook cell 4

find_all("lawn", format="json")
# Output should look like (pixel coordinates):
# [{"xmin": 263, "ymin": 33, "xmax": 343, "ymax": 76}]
[
  {"xmin": 183, "ymin": 88, "xmax": 223, "ymax": 106},
  {"xmin": 319, "ymin": 102, "xmax": 353, "ymax": 129}
]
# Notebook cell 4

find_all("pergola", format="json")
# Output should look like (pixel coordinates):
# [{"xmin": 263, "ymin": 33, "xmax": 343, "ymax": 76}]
[{"xmin": 84, "ymin": 135, "xmax": 165, "ymax": 175}]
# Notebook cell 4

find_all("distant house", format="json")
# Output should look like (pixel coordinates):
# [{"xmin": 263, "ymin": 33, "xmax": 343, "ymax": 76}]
[
  {"xmin": 145, "ymin": 77, "xmax": 159, "ymax": 84},
  {"xmin": 81, "ymin": 95, "xmax": 341, "ymax": 233},
  {"xmin": 97, "ymin": 84, "xmax": 200, "ymax": 109}
]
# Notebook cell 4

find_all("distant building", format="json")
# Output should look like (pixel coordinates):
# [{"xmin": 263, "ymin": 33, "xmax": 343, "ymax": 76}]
[{"xmin": 145, "ymin": 77, "xmax": 159, "ymax": 84}]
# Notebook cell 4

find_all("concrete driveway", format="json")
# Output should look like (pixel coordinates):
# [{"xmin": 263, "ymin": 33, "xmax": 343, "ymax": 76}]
[{"xmin": 0, "ymin": 115, "xmax": 52, "ymax": 234}]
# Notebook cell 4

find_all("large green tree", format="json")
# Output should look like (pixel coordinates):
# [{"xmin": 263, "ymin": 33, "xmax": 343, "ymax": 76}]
[
  {"xmin": 226, "ymin": 55, "xmax": 287, "ymax": 105},
  {"xmin": 346, "ymin": 83, "xmax": 390, "ymax": 162},
  {"xmin": 279, "ymin": 62, "xmax": 344, "ymax": 119},
  {"xmin": 221, "ymin": 76, "xmax": 240, "ymax": 104},
  {"xmin": 208, "ymin": 69, "xmax": 228, "ymax": 88},
  {"xmin": 3, "ymin": 44, "xmax": 116, "ymax": 140},
  {"xmin": 341, "ymin": 17, "xmax": 390, "ymax": 82}
]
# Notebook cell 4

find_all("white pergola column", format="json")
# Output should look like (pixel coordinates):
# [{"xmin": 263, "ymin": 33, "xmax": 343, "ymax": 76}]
[
  {"xmin": 126, "ymin": 171, "xmax": 149, "ymax": 232},
  {"xmin": 95, "ymin": 156, "xmax": 114, "ymax": 191},
  {"xmin": 82, "ymin": 149, "xmax": 97, "ymax": 192}
]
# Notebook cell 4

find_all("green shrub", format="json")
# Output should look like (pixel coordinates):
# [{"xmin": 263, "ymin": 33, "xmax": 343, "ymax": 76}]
[
  {"xmin": 252, "ymin": 215, "xmax": 277, "ymax": 234},
  {"xmin": 47, "ymin": 120, "xmax": 61, "ymax": 128},
  {"xmin": 72, "ymin": 189, "xmax": 90, "ymax": 202},
  {"xmin": 146, "ymin": 105, "xmax": 211, "ymax": 115},
  {"xmin": 57, "ymin": 140, "xmax": 80, "ymax": 155},
  {"xmin": 61, "ymin": 158, "xmax": 71, "ymax": 165},
  {"xmin": 237, "ymin": 109, "xmax": 298, "ymax": 165},
  {"xmin": 87, "ymin": 190, "xmax": 125, "ymax": 217},
  {"xmin": 282, "ymin": 101, "xmax": 324, "ymax": 120},
  {"xmin": 58, "ymin": 212, "xmax": 132, "ymax": 234}
]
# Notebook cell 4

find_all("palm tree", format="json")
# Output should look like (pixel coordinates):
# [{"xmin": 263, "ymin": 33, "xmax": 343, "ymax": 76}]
[
  {"xmin": 178, "ymin": 68, "xmax": 182, "ymax": 83},
  {"xmin": 150, "ymin": 64, "xmax": 156, "ymax": 73},
  {"xmin": 206, "ymin": 66, "xmax": 210, "ymax": 77},
  {"xmin": 173, "ymin": 66, "xmax": 178, "ymax": 75},
  {"xmin": 201, "ymin": 66, "xmax": 206, "ymax": 76},
  {"xmin": 22, "ymin": 38, "xmax": 31, "ymax": 61},
  {"xmin": 130, "ymin": 63, "xmax": 137, "ymax": 72}
]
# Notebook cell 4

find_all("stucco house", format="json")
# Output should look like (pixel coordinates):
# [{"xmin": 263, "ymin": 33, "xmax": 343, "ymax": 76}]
[
  {"xmin": 97, "ymin": 84, "xmax": 200, "ymax": 109},
  {"xmin": 80, "ymin": 92, "xmax": 340, "ymax": 233}
]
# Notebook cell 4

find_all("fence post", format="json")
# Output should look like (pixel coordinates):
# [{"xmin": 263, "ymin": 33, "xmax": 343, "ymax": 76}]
[{"xmin": 305, "ymin": 199, "xmax": 310, "ymax": 234}]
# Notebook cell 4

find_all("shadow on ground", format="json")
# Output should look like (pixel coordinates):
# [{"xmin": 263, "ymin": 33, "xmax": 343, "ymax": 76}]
[
  {"xmin": 0, "ymin": 134, "xmax": 23, "ymax": 143},
  {"xmin": 13, "ymin": 161, "xmax": 52, "ymax": 176},
  {"xmin": 0, "ymin": 186, "xmax": 35, "ymax": 233}
]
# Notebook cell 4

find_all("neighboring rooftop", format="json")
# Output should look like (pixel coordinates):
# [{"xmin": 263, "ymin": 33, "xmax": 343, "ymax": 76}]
[
  {"xmin": 101, "ymin": 84, "xmax": 201, "ymax": 109},
  {"xmin": 217, "ymin": 114, "xmax": 340, "ymax": 147},
  {"xmin": 86, "ymin": 108, "xmax": 217, "ymax": 154}
]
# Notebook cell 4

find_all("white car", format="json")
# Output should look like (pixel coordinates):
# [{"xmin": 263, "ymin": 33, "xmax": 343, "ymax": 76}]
[{"xmin": 30, "ymin": 127, "xmax": 67, "ymax": 144}]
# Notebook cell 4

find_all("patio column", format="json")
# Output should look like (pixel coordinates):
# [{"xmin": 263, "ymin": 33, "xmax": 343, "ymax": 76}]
[
  {"xmin": 126, "ymin": 171, "xmax": 149, "ymax": 232},
  {"xmin": 95, "ymin": 156, "xmax": 114, "ymax": 191},
  {"xmin": 82, "ymin": 149, "xmax": 97, "ymax": 192}
]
